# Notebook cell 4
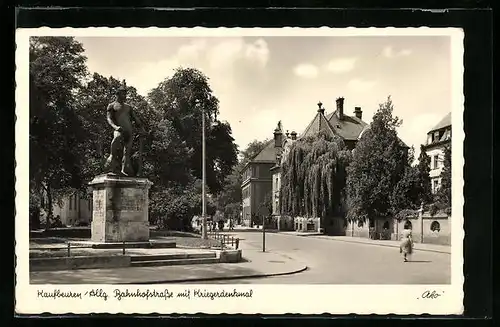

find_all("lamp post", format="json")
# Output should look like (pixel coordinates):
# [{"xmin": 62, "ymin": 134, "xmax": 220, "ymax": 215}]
[{"xmin": 197, "ymin": 99, "xmax": 208, "ymax": 240}]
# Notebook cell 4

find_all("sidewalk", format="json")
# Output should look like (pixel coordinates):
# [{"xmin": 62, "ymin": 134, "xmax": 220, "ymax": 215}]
[
  {"xmin": 221, "ymin": 230, "xmax": 450, "ymax": 254},
  {"xmin": 30, "ymin": 247, "xmax": 307, "ymax": 284},
  {"xmin": 307, "ymin": 235, "xmax": 451, "ymax": 254}
]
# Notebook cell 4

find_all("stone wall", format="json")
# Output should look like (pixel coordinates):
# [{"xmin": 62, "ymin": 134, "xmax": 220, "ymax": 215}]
[
  {"xmin": 346, "ymin": 220, "xmax": 370, "ymax": 238},
  {"xmin": 392, "ymin": 212, "xmax": 450, "ymax": 245},
  {"xmin": 294, "ymin": 217, "xmax": 321, "ymax": 233},
  {"xmin": 276, "ymin": 215, "xmax": 294, "ymax": 231}
]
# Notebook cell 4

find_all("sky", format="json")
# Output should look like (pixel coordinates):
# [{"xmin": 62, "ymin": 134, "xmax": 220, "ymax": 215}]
[{"xmin": 76, "ymin": 35, "xmax": 452, "ymax": 158}]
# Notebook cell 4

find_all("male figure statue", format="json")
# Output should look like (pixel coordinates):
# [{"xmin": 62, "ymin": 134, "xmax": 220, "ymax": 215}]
[{"xmin": 105, "ymin": 86, "xmax": 146, "ymax": 176}]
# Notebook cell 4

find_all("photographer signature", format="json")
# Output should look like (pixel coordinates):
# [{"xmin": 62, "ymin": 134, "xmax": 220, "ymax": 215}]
[{"xmin": 418, "ymin": 290, "xmax": 444, "ymax": 300}]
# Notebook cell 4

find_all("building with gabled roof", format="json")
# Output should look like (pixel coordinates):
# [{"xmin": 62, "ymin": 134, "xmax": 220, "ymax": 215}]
[
  {"xmin": 269, "ymin": 97, "xmax": 371, "ymax": 233},
  {"xmin": 422, "ymin": 112, "xmax": 452, "ymax": 193},
  {"xmin": 241, "ymin": 96, "xmax": 409, "ymax": 231},
  {"xmin": 240, "ymin": 139, "xmax": 276, "ymax": 227}
]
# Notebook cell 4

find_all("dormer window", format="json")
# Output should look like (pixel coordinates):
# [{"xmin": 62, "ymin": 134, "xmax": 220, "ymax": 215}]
[{"xmin": 434, "ymin": 131, "xmax": 440, "ymax": 143}]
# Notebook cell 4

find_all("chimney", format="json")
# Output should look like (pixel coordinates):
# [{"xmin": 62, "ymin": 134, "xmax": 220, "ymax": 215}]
[
  {"xmin": 317, "ymin": 101, "xmax": 325, "ymax": 115},
  {"xmin": 354, "ymin": 107, "xmax": 362, "ymax": 120},
  {"xmin": 273, "ymin": 127, "xmax": 283, "ymax": 148},
  {"xmin": 336, "ymin": 97, "xmax": 345, "ymax": 120},
  {"xmin": 290, "ymin": 131, "xmax": 297, "ymax": 140}
]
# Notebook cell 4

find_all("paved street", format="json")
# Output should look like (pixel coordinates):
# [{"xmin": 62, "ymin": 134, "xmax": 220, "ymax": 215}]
[{"xmin": 200, "ymin": 232, "xmax": 451, "ymax": 284}]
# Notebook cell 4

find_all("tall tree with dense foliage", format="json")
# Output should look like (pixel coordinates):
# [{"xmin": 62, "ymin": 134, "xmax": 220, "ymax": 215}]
[
  {"xmin": 280, "ymin": 131, "xmax": 351, "ymax": 220},
  {"xmin": 148, "ymin": 68, "xmax": 238, "ymax": 195},
  {"xmin": 417, "ymin": 145, "xmax": 433, "ymax": 205},
  {"xmin": 145, "ymin": 68, "xmax": 238, "ymax": 229},
  {"xmin": 29, "ymin": 36, "xmax": 89, "ymax": 224},
  {"xmin": 433, "ymin": 145, "xmax": 452, "ymax": 214},
  {"xmin": 346, "ymin": 96, "xmax": 409, "ymax": 223},
  {"xmin": 390, "ymin": 147, "xmax": 421, "ymax": 221}
]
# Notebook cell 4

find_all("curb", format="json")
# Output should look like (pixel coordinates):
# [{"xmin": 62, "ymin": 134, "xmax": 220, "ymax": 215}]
[
  {"xmin": 274, "ymin": 231, "xmax": 450, "ymax": 254},
  {"xmin": 128, "ymin": 265, "xmax": 309, "ymax": 284},
  {"xmin": 320, "ymin": 237, "xmax": 451, "ymax": 254}
]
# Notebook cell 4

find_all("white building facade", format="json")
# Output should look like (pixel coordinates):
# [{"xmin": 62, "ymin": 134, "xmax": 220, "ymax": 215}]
[{"xmin": 422, "ymin": 112, "xmax": 452, "ymax": 194}]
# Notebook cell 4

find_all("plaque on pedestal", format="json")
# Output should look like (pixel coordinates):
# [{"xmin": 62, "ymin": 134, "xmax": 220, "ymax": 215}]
[{"xmin": 89, "ymin": 174, "xmax": 153, "ymax": 243}]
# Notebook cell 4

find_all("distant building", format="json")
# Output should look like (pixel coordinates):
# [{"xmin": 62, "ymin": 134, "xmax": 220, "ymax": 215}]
[
  {"xmin": 52, "ymin": 192, "xmax": 92, "ymax": 226},
  {"xmin": 421, "ymin": 112, "xmax": 452, "ymax": 193},
  {"xmin": 241, "ymin": 140, "xmax": 275, "ymax": 227},
  {"xmin": 35, "ymin": 188, "xmax": 92, "ymax": 227}
]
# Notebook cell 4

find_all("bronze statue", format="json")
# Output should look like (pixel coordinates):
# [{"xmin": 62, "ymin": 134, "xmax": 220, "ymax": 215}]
[{"xmin": 105, "ymin": 84, "xmax": 146, "ymax": 176}]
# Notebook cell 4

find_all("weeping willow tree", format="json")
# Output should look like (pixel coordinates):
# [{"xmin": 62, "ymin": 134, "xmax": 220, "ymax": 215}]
[{"xmin": 280, "ymin": 130, "xmax": 352, "ymax": 219}]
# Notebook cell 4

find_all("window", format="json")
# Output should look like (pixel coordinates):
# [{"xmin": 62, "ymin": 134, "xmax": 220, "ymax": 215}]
[
  {"xmin": 430, "ymin": 221, "xmax": 441, "ymax": 232},
  {"xmin": 433, "ymin": 179, "xmax": 439, "ymax": 193},
  {"xmin": 433, "ymin": 155, "xmax": 439, "ymax": 169},
  {"xmin": 69, "ymin": 195, "xmax": 72, "ymax": 210},
  {"xmin": 383, "ymin": 221, "xmax": 390, "ymax": 229},
  {"xmin": 74, "ymin": 195, "xmax": 77, "ymax": 209},
  {"xmin": 357, "ymin": 220, "xmax": 364, "ymax": 227},
  {"xmin": 404, "ymin": 220, "xmax": 412, "ymax": 230}
]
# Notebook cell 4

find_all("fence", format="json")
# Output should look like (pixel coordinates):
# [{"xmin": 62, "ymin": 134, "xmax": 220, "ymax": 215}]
[{"xmin": 207, "ymin": 231, "xmax": 240, "ymax": 250}]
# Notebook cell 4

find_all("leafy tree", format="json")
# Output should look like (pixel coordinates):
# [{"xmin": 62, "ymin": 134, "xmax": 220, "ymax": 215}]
[
  {"xmin": 150, "ymin": 179, "xmax": 216, "ymax": 231},
  {"xmin": 346, "ymin": 96, "xmax": 409, "ymax": 223},
  {"xmin": 29, "ymin": 36, "xmax": 89, "ymax": 225},
  {"xmin": 390, "ymin": 145, "xmax": 434, "ymax": 221},
  {"xmin": 215, "ymin": 166, "xmax": 243, "ymax": 221},
  {"xmin": 148, "ymin": 68, "xmax": 238, "ymax": 195},
  {"xmin": 390, "ymin": 165, "xmax": 421, "ymax": 220},
  {"xmin": 433, "ymin": 145, "xmax": 452, "ymax": 214},
  {"xmin": 417, "ymin": 145, "xmax": 433, "ymax": 206},
  {"xmin": 280, "ymin": 131, "xmax": 351, "ymax": 221}
]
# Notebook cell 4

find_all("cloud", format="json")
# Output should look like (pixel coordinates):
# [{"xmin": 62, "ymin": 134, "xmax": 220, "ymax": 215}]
[
  {"xmin": 207, "ymin": 38, "xmax": 269, "ymax": 71},
  {"xmin": 293, "ymin": 63, "xmax": 319, "ymax": 79},
  {"xmin": 128, "ymin": 38, "xmax": 270, "ymax": 96},
  {"xmin": 131, "ymin": 58, "xmax": 181, "ymax": 95},
  {"xmin": 326, "ymin": 57, "xmax": 357, "ymax": 73},
  {"xmin": 347, "ymin": 78, "xmax": 378, "ymax": 91},
  {"xmin": 244, "ymin": 39, "xmax": 270, "ymax": 67},
  {"xmin": 177, "ymin": 39, "xmax": 208, "ymax": 62},
  {"xmin": 382, "ymin": 46, "xmax": 413, "ymax": 58}
]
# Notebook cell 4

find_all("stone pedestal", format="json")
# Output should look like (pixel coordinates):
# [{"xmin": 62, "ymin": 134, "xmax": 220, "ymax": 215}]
[{"xmin": 89, "ymin": 174, "xmax": 153, "ymax": 243}]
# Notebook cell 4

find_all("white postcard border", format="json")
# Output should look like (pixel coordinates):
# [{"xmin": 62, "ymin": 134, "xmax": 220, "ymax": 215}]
[{"xmin": 15, "ymin": 27, "xmax": 465, "ymax": 315}]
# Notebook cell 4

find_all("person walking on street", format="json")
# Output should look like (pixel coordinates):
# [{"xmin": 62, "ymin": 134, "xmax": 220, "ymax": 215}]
[{"xmin": 399, "ymin": 228, "xmax": 414, "ymax": 262}]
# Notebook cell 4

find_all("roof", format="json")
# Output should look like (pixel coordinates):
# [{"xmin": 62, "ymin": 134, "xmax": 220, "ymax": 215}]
[
  {"xmin": 250, "ymin": 139, "xmax": 276, "ymax": 163},
  {"xmin": 428, "ymin": 112, "xmax": 451, "ymax": 133},
  {"xmin": 300, "ymin": 111, "xmax": 336, "ymax": 138},
  {"xmin": 326, "ymin": 110, "xmax": 368, "ymax": 141}
]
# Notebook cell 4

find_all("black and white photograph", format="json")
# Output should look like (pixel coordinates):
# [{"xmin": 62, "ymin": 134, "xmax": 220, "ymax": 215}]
[{"xmin": 16, "ymin": 27, "xmax": 464, "ymax": 315}]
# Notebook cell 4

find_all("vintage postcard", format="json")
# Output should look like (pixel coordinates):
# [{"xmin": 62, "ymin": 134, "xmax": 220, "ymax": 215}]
[{"xmin": 16, "ymin": 27, "xmax": 464, "ymax": 315}]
